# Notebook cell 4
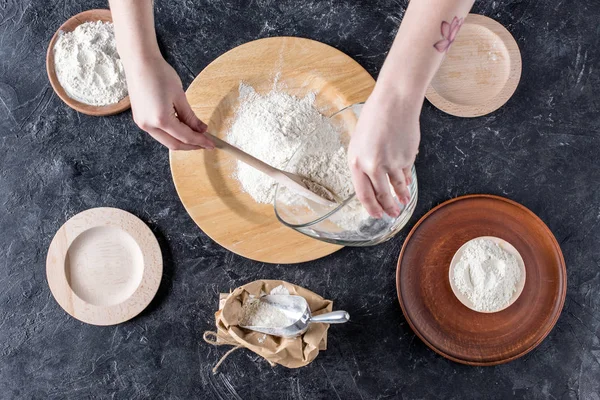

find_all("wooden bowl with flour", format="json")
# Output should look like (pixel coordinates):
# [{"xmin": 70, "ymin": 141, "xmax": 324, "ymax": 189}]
[
  {"xmin": 397, "ymin": 194, "xmax": 566, "ymax": 365},
  {"xmin": 46, "ymin": 9, "xmax": 130, "ymax": 116}
]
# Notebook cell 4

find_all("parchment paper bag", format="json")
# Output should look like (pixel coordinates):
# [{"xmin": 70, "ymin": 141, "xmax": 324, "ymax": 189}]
[{"xmin": 204, "ymin": 280, "xmax": 333, "ymax": 371}]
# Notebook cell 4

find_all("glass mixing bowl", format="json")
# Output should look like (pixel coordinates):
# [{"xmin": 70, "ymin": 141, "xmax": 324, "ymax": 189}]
[{"xmin": 274, "ymin": 103, "xmax": 418, "ymax": 246}]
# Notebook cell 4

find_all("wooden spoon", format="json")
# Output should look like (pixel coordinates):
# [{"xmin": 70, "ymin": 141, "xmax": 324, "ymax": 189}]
[{"xmin": 205, "ymin": 133, "xmax": 338, "ymax": 206}]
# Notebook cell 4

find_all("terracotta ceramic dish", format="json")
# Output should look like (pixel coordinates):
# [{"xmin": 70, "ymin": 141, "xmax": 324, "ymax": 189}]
[
  {"xmin": 46, "ymin": 9, "xmax": 131, "ymax": 116},
  {"xmin": 170, "ymin": 37, "xmax": 375, "ymax": 264},
  {"xmin": 46, "ymin": 208, "xmax": 162, "ymax": 326},
  {"xmin": 397, "ymin": 195, "xmax": 566, "ymax": 365},
  {"xmin": 448, "ymin": 236, "xmax": 526, "ymax": 313},
  {"xmin": 426, "ymin": 14, "xmax": 522, "ymax": 117}
]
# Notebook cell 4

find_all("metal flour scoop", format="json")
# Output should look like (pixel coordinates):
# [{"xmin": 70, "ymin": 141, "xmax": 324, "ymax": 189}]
[{"xmin": 239, "ymin": 295, "xmax": 350, "ymax": 338}]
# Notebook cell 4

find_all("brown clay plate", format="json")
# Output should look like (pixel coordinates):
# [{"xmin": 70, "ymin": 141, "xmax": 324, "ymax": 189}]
[{"xmin": 396, "ymin": 194, "xmax": 566, "ymax": 365}]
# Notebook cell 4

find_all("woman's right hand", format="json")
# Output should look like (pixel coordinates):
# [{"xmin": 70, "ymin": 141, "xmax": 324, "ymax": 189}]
[
  {"xmin": 347, "ymin": 90, "xmax": 420, "ymax": 218},
  {"xmin": 126, "ymin": 56, "xmax": 214, "ymax": 151}
]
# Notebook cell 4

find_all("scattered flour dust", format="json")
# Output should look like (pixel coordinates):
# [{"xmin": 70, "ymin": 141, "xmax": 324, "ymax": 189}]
[
  {"xmin": 452, "ymin": 238, "xmax": 522, "ymax": 312},
  {"xmin": 53, "ymin": 21, "xmax": 127, "ymax": 106},
  {"xmin": 269, "ymin": 284, "xmax": 290, "ymax": 295},
  {"xmin": 226, "ymin": 83, "xmax": 369, "ymax": 229}
]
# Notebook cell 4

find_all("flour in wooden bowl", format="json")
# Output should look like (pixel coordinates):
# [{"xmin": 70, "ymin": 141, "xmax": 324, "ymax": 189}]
[
  {"xmin": 452, "ymin": 238, "xmax": 522, "ymax": 312},
  {"xmin": 53, "ymin": 21, "xmax": 127, "ymax": 106}
]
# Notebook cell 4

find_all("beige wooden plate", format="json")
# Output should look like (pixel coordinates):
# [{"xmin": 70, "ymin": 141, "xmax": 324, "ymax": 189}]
[
  {"xmin": 170, "ymin": 37, "xmax": 375, "ymax": 264},
  {"xmin": 46, "ymin": 9, "xmax": 131, "ymax": 116},
  {"xmin": 426, "ymin": 14, "xmax": 522, "ymax": 117},
  {"xmin": 46, "ymin": 208, "xmax": 162, "ymax": 325},
  {"xmin": 449, "ymin": 236, "xmax": 526, "ymax": 313}
]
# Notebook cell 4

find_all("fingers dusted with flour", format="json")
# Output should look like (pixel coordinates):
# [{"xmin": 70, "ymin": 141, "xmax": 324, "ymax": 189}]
[
  {"xmin": 350, "ymin": 165, "xmax": 383, "ymax": 218},
  {"xmin": 403, "ymin": 167, "xmax": 413, "ymax": 187},
  {"xmin": 370, "ymin": 169, "xmax": 401, "ymax": 218},
  {"xmin": 389, "ymin": 169, "xmax": 412, "ymax": 205}
]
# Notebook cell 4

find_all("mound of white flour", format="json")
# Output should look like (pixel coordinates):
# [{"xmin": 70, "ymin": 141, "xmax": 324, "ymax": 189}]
[
  {"xmin": 225, "ymin": 83, "xmax": 369, "ymax": 230},
  {"xmin": 53, "ymin": 21, "xmax": 127, "ymax": 106},
  {"xmin": 452, "ymin": 238, "xmax": 521, "ymax": 312}
]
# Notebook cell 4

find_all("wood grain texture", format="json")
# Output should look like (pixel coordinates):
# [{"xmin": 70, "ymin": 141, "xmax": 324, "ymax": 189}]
[
  {"xmin": 170, "ymin": 37, "xmax": 375, "ymax": 264},
  {"xmin": 396, "ymin": 195, "xmax": 566, "ymax": 365},
  {"xmin": 46, "ymin": 9, "xmax": 131, "ymax": 116},
  {"xmin": 426, "ymin": 14, "xmax": 522, "ymax": 117},
  {"xmin": 46, "ymin": 208, "xmax": 162, "ymax": 326}
]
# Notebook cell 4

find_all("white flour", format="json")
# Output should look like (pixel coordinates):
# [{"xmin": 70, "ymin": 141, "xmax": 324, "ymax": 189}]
[
  {"xmin": 452, "ymin": 238, "xmax": 521, "ymax": 312},
  {"xmin": 269, "ymin": 284, "xmax": 290, "ymax": 295},
  {"xmin": 226, "ymin": 83, "xmax": 368, "ymax": 229},
  {"xmin": 239, "ymin": 298, "xmax": 292, "ymax": 328},
  {"xmin": 53, "ymin": 21, "xmax": 127, "ymax": 106},
  {"xmin": 239, "ymin": 286, "xmax": 292, "ymax": 328}
]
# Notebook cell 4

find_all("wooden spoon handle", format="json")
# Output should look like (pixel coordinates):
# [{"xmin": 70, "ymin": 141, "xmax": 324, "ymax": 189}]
[
  {"xmin": 205, "ymin": 133, "xmax": 335, "ymax": 206},
  {"xmin": 206, "ymin": 133, "xmax": 281, "ymax": 179}
]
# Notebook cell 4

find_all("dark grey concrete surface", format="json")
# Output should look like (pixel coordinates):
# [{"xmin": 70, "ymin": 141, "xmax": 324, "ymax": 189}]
[{"xmin": 1, "ymin": 0, "xmax": 599, "ymax": 399}]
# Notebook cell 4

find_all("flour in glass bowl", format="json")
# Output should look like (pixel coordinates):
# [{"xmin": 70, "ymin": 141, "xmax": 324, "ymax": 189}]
[{"xmin": 226, "ymin": 83, "xmax": 369, "ymax": 229}]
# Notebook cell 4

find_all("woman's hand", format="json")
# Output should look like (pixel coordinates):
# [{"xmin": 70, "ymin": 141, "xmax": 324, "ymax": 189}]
[
  {"xmin": 126, "ymin": 56, "xmax": 214, "ymax": 151},
  {"xmin": 347, "ymin": 90, "xmax": 420, "ymax": 218}
]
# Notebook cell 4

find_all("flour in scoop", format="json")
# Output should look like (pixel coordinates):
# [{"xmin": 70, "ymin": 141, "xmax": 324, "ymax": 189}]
[
  {"xmin": 239, "ymin": 298, "xmax": 293, "ymax": 328},
  {"xmin": 452, "ymin": 238, "xmax": 521, "ymax": 312},
  {"xmin": 53, "ymin": 21, "xmax": 127, "ymax": 106},
  {"xmin": 239, "ymin": 286, "xmax": 293, "ymax": 328}
]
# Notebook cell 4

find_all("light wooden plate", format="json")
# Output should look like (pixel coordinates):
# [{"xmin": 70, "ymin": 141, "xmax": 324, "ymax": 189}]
[
  {"xmin": 170, "ymin": 37, "xmax": 375, "ymax": 264},
  {"xmin": 46, "ymin": 208, "xmax": 162, "ymax": 326},
  {"xmin": 46, "ymin": 9, "xmax": 131, "ymax": 116},
  {"xmin": 397, "ymin": 195, "xmax": 566, "ymax": 365},
  {"xmin": 448, "ymin": 236, "xmax": 526, "ymax": 313},
  {"xmin": 426, "ymin": 14, "xmax": 522, "ymax": 117}
]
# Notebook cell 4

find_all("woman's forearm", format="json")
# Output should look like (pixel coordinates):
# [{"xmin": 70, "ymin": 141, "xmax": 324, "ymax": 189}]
[
  {"xmin": 109, "ymin": 0, "xmax": 161, "ymax": 67},
  {"xmin": 107, "ymin": 0, "xmax": 213, "ymax": 150},
  {"xmin": 375, "ymin": 0, "xmax": 475, "ymax": 104}
]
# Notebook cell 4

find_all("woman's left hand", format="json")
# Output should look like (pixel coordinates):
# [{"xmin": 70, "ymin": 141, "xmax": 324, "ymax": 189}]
[{"xmin": 347, "ymin": 90, "xmax": 421, "ymax": 218}]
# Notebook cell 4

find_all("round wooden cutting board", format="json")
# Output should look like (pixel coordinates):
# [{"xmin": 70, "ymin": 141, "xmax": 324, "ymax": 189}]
[
  {"xmin": 397, "ymin": 195, "xmax": 566, "ymax": 365},
  {"xmin": 170, "ymin": 37, "xmax": 375, "ymax": 264}
]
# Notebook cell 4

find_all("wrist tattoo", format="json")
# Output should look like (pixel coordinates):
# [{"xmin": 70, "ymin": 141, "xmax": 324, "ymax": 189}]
[{"xmin": 434, "ymin": 16, "xmax": 464, "ymax": 53}]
